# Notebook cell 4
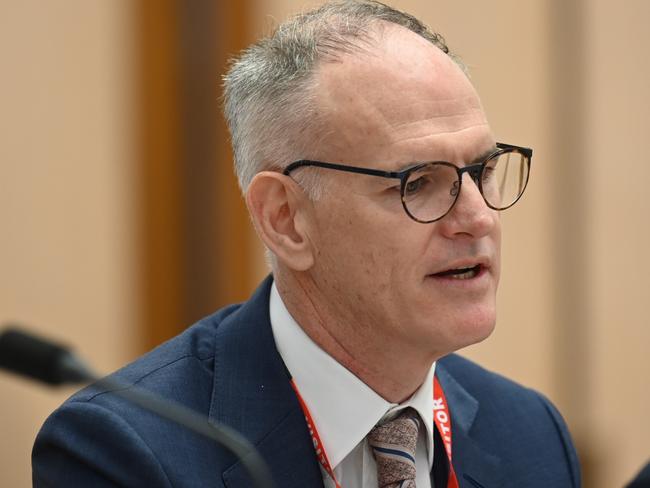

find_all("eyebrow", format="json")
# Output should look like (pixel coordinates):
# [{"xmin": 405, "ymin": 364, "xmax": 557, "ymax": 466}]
[
  {"xmin": 394, "ymin": 145, "xmax": 499, "ymax": 173},
  {"xmin": 469, "ymin": 145, "xmax": 499, "ymax": 166}
]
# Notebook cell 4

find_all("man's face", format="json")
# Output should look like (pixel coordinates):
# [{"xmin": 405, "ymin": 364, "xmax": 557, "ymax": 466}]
[{"xmin": 301, "ymin": 25, "xmax": 501, "ymax": 361}]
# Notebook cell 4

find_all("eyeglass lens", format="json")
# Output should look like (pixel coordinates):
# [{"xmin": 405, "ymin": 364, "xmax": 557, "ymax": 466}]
[{"xmin": 403, "ymin": 150, "xmax": 529, "ymax": 222}]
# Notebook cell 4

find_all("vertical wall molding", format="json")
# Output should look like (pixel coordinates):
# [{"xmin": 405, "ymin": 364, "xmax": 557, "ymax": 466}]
[
  {"xmin": 136, "ymin": 0, "xmax": 251, "ymax": 351},
  {"xmin": 547, "ymin": 0, "xmax": 595, "ymax": 483}
]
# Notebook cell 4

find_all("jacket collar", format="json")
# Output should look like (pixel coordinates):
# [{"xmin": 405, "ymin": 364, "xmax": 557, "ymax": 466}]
[{"xmin": 208, "ymin": 276, "xmax": 323, "ymax": 487}]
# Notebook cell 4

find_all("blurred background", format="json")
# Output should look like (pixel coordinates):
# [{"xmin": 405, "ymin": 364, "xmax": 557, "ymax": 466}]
[{"xmin": 1, "ymin": 0, "xmax": 648, "ymax": 486}]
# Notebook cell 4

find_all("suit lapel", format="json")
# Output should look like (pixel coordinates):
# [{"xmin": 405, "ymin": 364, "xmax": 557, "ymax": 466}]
[
  {"xmin": 436, "ymin": 361, "xmax": 504, "ymax": 488},
  {"xmin": 208, "ymin": 276, "xmax": 324, "ymax": 488}
]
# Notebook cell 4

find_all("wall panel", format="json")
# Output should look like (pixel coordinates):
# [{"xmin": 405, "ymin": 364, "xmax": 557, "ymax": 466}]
[{"xmin": 0, "ymin": 2, "xmax": 137, "ymax": 486}]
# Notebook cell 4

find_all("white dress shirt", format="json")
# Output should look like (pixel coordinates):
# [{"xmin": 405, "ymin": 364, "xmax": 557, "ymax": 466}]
[{"xmin": 270, "ymin": 283, "xmax": 435, "ymax": 488}]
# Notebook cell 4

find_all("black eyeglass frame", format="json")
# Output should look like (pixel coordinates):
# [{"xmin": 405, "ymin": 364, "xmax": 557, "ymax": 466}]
[{"xmin": 283, "ymin": 142, "xmax": 533, "ymax": 223}]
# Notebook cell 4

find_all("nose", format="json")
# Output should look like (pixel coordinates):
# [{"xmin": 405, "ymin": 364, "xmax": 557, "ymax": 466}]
[{"xmin": 437, "ymin": 172, "xmax": 497, "ymax": 238}]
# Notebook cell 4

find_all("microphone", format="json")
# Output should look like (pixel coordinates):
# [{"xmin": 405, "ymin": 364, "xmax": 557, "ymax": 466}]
[
  {"xmin": 0, "ymin": 327, "xmax": 95, "ymax": 385},
  {"xmin": 0, "ymin": 326, "xmax": 274, "ymax": 488}
]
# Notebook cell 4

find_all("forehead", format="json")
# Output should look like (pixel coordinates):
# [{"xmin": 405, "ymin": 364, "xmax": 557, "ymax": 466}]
[{"xmin": 311, "ymin": 24, "xmax": 491, "ymax": 164}]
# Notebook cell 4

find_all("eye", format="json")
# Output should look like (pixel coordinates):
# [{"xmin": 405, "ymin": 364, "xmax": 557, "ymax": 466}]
[
  {"xmin": 482, "ymin": 167, "xmax": 495, "ymax": 182},
  {"xmin": 404, "ymin": 176, "xmax": 427, "ymax": 196}
]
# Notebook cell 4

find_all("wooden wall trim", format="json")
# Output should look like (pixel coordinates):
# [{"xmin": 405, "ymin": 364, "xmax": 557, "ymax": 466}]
[{"xmin": 136, "ymin": 0, "xmax": 251, "ymax": 351}]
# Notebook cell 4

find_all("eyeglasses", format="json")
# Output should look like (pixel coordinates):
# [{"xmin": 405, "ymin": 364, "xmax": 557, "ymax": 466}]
[{"xmin": 283, "ymin": 142, "xmax": 532, "ymax": 223}]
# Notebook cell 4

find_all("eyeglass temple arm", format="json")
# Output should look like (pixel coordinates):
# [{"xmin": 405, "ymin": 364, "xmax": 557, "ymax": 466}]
[{"xmin": 496, "ymin": 142, "xmax": 533, "ymax": 160}]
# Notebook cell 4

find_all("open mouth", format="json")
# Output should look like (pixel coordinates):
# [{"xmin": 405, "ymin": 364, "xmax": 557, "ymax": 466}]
[{"xmin": 431, "ymin": 264, "xmax": 482, "ymax": 280}]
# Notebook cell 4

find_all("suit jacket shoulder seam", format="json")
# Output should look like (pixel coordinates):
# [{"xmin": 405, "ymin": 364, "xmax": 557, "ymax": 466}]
[{"xmin": 84, "ymin": 353, "xmax": 216, "ymax": 402}]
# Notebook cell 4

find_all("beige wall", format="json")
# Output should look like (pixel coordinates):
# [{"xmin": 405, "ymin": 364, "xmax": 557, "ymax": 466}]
[
  {"xmin": 0, "ymin": 2, "xmax": 137, "ymax": 487},
  {"xmin": 586, "ymin": 1, "xmax": 650, "ymax": 486},
  {"xmin": 2, "ymin": 1, "xmax": 649, "ymax": 487}
]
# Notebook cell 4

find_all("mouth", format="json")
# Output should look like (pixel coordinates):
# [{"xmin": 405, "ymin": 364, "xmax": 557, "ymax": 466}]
[{"xmin": 429, "ymin": 264, "xmax": 484, "ymax": 280}]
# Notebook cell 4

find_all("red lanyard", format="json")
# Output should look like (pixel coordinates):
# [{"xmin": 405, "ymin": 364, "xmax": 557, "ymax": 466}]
[
  {"xmin": 290, "ymin": 374, "xmax": 459, "ymax": 488},
  {"xmin": 433, "ymin": 376, "xmax": 460, "ymax": 488}
]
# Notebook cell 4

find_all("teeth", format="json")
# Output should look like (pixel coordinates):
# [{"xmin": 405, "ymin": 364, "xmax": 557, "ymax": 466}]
[
  {"xmin": 447, "ymin": 266, "xmax": 481, "ymax": 280},
  {"xmin": 451, "ymin": 269, "xmax": 477, "ymax": 279}
]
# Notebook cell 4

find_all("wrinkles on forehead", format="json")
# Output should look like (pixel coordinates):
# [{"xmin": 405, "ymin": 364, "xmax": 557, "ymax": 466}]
[
  {"xmin": 387, "ymin": 97, "xmax": 488, "ymax": 139},
  {"xmin": 315, "ymin": 94, "xmax": 487, "ymax": 154}
]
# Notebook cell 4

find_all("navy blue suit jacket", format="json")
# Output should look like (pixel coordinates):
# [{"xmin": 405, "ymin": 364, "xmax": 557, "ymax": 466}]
[{"xmin": 33, "ymin": 277, "xmax": 581, "ymax": 487}]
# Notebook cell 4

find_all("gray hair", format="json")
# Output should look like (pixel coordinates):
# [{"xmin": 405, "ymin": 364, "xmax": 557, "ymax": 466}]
[{"xmin": 222, "ymin": 0, "xmax": 463, "ymax": 198}]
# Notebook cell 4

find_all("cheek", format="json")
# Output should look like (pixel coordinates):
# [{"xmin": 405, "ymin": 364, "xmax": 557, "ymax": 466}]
[
  {"xmin": 310, "ymin": 186, "xmax": 437, "ymax": 290},
  {"xmin": 312, "ymin": 201, "xmax": 407, "ymax": 286}
]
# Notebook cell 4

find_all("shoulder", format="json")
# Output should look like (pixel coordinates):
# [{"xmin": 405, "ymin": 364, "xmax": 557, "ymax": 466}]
[
  {"xmin": 438, "ymin": 353, "xmax": 572, "ymax": 435},
  {"xmin": 32, "ymin": 302, "xmax": 245, "ymax": 487},
  {"xmin": 439, "ymin": 353, "xmax": 571, "ymax": 423},
  {"xmin": 438, "ymin": 354, "xmax": 582, "ymax": 488},
  {"xmin": 33, "ymin": 277, "xmax": 283, "ymax": 488},
  {"xmin": 439, "ymin": 353, "xmax": 530, "ymax": 392},
  {"xmin": 74, "ymin": 302, "xmax": 241, "ymax": 405}
]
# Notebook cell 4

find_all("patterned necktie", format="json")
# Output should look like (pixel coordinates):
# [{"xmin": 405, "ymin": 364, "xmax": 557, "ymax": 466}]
[{"xmin": 368, "ymin": 407, "xmax": 421, "ymax": 488}]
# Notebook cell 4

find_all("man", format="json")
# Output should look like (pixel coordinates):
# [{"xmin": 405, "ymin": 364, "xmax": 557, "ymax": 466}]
[{"xmin": 33, "ymin": 1, "xmax": 581, "ymax": 487}]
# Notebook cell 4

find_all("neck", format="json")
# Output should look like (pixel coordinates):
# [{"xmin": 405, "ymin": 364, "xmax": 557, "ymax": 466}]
[{"xmin": 275, "ymin": 271, "xmax": 434, "ymax": 403}]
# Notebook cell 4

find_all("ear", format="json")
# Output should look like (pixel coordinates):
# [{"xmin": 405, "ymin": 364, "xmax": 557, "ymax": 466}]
[{"xmin": 246, "ymin": 171, "xmax": 315, "ymax": 271}]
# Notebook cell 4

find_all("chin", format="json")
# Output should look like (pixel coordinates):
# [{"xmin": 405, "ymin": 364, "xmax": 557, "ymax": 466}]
[
  {"xmin": 411, "ymin": 310, "xmax": 495, "ymax": 360},
  {"xmin": 469, "ymin": 317, "xmax": 497, "ymax": 345},
  {"xmin": 445, "ymin": 305, "xmax": 497, "ymax": 353}
]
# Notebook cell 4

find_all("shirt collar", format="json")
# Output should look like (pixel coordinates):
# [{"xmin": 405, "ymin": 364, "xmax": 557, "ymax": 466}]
[{"xmin": 269, "ymin": 282, "xmax": 435, "ymax": 469}]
